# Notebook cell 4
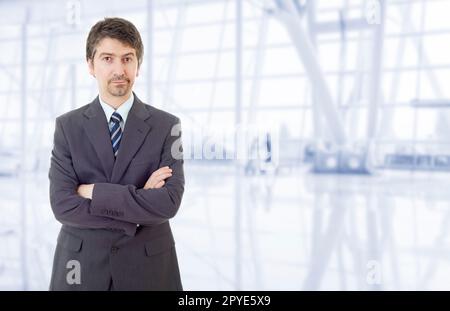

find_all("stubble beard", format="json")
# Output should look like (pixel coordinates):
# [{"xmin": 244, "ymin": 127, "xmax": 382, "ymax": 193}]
[{"xmin": 107, "ymin": 82, "xmax": 131, "ymax": 97}]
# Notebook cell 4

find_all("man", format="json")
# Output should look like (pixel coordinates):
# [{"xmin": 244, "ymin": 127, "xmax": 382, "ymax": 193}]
[{"xmin": 48, "ymin": 17, "xmax": 184, "ymax": 290}]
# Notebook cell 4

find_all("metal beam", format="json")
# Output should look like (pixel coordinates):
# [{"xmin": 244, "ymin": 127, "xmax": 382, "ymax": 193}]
[
  {"xmin": 271, "ymin": 1, "xmax": 347, "ymax": 145},
  {"xmin": 366, "ymin": 0, "xmax": 386, "ymax": 140},
  {"xmin": 20, "ymin": 6, "xmax": 29, "ymax": 291}
]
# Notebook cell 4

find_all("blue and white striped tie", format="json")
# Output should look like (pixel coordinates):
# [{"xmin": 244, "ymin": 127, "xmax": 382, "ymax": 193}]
[{"xmin": 109, "ymin": 112, "xmax": 123, "ymax": 157}]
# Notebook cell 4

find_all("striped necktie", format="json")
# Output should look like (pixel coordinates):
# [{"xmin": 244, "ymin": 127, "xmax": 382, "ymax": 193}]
[{"xmin": 109, "ymin": 112, "xmax": 123, "ymax": 157}]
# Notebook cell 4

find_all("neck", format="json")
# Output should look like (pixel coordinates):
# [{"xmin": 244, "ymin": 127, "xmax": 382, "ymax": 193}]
[{"xmin": 100, "ymin": 92, "xmax": 132, "ymax": 110}]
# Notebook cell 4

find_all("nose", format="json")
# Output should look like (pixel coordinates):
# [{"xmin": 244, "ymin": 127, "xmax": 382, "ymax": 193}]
[{"xmin": 112, "ymin": 60, "xmax": 126, "ymax": 77}]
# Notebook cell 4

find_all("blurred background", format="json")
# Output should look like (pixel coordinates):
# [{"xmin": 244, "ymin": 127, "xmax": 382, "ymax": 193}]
[{"xmin": 1, "ymin": 0, "xmax": 450, "ymax": 290}]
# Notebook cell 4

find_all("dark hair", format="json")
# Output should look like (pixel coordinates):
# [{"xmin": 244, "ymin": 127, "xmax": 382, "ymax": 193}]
[{"xmin": 86, "ymin": 17, "xmax": 144, "ymax": 68}]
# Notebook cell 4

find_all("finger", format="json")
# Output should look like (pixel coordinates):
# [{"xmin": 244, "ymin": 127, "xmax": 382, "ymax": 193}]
[
  {"xmin": 158, "ymin": 166, "xmax": 172, "ymax": 171},
  {"xmin": 156, "ymin": 173, "xmax": 172, "ymax": 181},
  {"xmin": 144, "ymin": 180, "xmax": 158, "ymax": 189},
  {"xmin": 155, "ymin": 167, "xmax": 172, "ymax": 176},
  {"xmin": 143, "ymin": 181, "xmax": 152, "ymax": 190},
  {"xmin": 152, "ymin": 172, "xmax": 173, "ymax": 183},
  {"xmin": 146, "ymin": 168, "xmax": 168, "ymax": 181},
  {"xmin": 149, "ymin": 168, "xmax": 171, "ymax": 180},
  {"xmin": 154, "ymin": 180, "xmax": 165, "ymax": 188},
  {"xmin": 155, "ymin": 166, "xmax": 170, "ymax": 172}
]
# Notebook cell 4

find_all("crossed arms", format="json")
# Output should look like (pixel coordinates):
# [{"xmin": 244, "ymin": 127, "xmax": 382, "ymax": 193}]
[
  {"xmin": 77, "ymin": 166, "xmax": 172, "ymax": 198},
  {"xmin": 49, "ymin": 117, "xmax": 185, "ymax": 236}
]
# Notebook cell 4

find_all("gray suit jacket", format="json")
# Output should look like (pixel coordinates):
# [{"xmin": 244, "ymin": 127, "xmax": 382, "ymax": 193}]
[{"xmin": 48, "ymin": 93, "xmax": 184, "ymax": 290}]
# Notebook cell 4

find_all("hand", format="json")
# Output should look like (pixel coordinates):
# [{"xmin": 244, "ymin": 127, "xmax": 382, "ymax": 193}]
[
  {"xmin": 143, "ymin": 166, "xmax": 172, "ymax": 190},
  {"xmin": 77, "ymin": 184, "xmax": 94, "ymax": 199}
]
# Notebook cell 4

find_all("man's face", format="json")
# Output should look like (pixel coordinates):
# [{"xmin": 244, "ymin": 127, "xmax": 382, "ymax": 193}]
[{"xmin": 88, "ymin": 37, "xmax": 139, "ymax": 99}]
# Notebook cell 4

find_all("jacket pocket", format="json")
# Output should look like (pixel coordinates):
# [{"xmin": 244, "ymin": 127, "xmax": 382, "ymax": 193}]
[
  {"xmin": 145, "ymin": 233, "xmax": 175, "ymax": 257},
  {"xmin": 57, "ymin": 230, "xmax": 83, "ymax": 252}
]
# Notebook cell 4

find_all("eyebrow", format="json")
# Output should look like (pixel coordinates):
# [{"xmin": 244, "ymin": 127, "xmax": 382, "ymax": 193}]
[{"xmin": 98, "ymin": 52, "xmax": 135, "ymax": 58}]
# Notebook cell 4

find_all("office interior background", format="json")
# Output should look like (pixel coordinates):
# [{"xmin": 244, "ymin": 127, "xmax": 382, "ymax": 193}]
[{"xmin": 1, "ymin": 0, "xmax": 450, "ymax": 290}]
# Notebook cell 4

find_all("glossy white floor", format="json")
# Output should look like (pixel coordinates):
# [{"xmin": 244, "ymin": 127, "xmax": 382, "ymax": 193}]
[{"xmin": 0, "ymin": 163, "xmax": 449, "ymax": 290}]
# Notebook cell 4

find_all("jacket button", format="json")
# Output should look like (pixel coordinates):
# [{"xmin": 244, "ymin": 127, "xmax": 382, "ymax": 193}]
[{"xmin": 111, "ymin": 246, "xmax": 119, "ymax": 254}]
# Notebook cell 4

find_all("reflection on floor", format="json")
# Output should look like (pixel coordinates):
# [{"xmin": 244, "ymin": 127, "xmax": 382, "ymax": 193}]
[{"xmin": 0, "ymin": 163, "xmax": 449, "ymax": 290}]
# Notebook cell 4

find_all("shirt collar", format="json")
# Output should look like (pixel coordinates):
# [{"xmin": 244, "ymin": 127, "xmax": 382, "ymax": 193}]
[{"xmin": 99, "ymin": 92, "xmax": 134, "ymax": 125}]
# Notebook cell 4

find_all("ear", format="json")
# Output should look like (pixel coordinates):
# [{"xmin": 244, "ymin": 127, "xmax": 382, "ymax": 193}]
[
  {"xmin": 87, "ymin": 59, "xmax": 95, "ymax": 77},
  {"xmin": 136, "ymin": 66, "xmax": 140, "ymax": 78}
]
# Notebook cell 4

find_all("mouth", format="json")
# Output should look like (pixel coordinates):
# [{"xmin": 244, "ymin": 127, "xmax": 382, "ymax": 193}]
[{"xmin": 111, "ymin": 80, "xmax": 127, "ymax": 85}]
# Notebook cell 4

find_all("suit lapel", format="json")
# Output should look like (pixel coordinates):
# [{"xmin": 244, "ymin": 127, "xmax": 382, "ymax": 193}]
[
  {"xmin": 111, "ymin": 95, "xmax": 152, "ymax": 183},
  {"xmin": 82, "ymin": 96, "xmax": 115, "ymax": 181}
]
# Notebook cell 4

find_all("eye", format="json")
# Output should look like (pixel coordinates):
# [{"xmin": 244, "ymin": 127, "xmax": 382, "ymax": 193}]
[
  {"xmin": 123, "ymin": 57, "xmax": 131, "ymax": 62},
  {"xmin": 103, "ymin": 56, "xmax": 112, "ymax": 62}
]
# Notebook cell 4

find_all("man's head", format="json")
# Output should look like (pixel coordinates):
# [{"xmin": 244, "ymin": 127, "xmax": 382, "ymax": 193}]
[{"xmin": 86, "ymin": 17, "xmax": 143, "ymax": 102}]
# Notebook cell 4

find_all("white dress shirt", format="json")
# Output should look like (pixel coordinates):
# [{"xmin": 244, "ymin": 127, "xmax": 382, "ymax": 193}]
[{"xmin": 99, "ymin": 92, "xmax": 134, "ymax": 131}]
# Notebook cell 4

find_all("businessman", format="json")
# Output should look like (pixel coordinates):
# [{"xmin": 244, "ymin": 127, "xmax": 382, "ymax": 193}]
[{"xmin": 48, "ymin": 17, "xmax": 184, "ymax": 290}]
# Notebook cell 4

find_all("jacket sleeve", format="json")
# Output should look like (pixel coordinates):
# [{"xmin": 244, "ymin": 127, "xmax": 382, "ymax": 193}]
[
  {"xmin": 49, "ymin": 117, "xmax": 138, "ymax": 236},
  {"xmin": 89, "ymin": 118, "xmax": 185, "ymax": 226}
]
